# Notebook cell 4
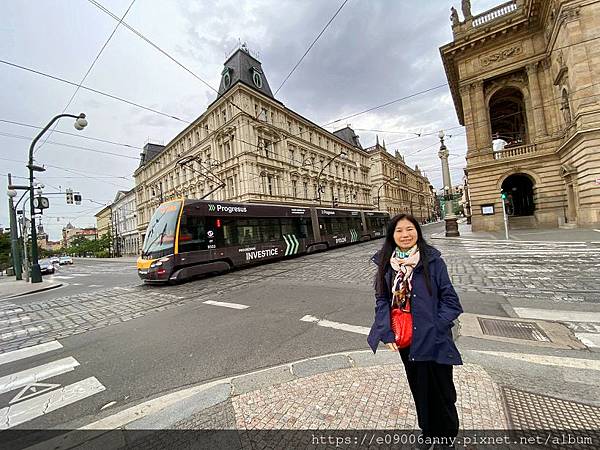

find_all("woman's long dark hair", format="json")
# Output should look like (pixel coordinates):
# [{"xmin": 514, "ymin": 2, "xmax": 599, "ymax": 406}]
[{"xmin": 375, "ymin": 214, "xmax": 433, "ymax": 297}]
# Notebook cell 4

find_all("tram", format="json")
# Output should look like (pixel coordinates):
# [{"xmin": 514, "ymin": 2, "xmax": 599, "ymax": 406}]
[{"xmin": 137, "ymin": 198, "xmax": 389, "ymax": 283}]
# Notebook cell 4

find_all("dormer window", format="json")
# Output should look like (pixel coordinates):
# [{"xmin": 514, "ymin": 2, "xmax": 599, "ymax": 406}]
[
  {"xmin": 251, "ymin": 67, "xmax": 263, "ymax": 88},
  {"xmin": 222, "ymin": 67, "xmax": 232, "ymax": 88}
]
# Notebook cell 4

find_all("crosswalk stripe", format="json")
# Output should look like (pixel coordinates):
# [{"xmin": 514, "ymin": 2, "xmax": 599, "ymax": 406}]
[
  {"xmin": 0, "ymin": 357, "xmax": 79, "ymax": 395},
  {"xmin": 300, "ymin": 315, "xmax": 370, "ymax": 335},
  {"xmin": 575, "ymin": 333, "xmax": 600, "ymax": 348},
  {"xmin": 513, "ymin": 308, "xmax": 600, "ymax": 323},
  {"xmin": 203, "ymin": 300, "xmax": 249, "ymax": 310},
  {"xmin": 0, "ymin": 377, "xmax": 105, "ymax": 430},
  {"xmin": 0, "ymin": 341, "xmax": 63, "ymax": 366},
  {"xmin": 0, "ymin": 316, "xmax": 31, "ymax": 328},
  {"xmin": 471, "ymin": 350, "xmax": 600, "ymax": 370}
]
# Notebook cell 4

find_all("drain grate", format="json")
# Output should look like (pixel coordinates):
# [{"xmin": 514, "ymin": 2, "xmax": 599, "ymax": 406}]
[
  {"xmin": 503, "ymin": 387, "xmax": 600, "ymax": 449},
  {"xmin": 478, "ymin": 318, "xmax": 550, "ymax": 341}
]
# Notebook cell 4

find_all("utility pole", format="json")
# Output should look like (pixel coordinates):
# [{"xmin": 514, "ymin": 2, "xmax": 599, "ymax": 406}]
[{"xmin": 7, "ymin": 174, "xmax": 23, "ymax": 280}]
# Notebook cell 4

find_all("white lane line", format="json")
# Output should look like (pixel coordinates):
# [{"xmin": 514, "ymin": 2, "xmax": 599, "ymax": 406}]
[
  {"xmin": 203, "ymin": 300, "xmax": 249, "ymax": 310},
  {"xmin": 0, "ymin": 316, "xmax": 31, "ymax": 328},
  {"xmin": 51, "ymin": 276, "xmax": 74, "ymax": 280},
  {"xmin": 300, "ymin": 315, "xmax": 370, "ymax": 335},
  {"xmin": 594, "ymin": 229, "xmax": 600, "ymax": 233},
  {"xmin": 1, "ymin": 326, "xmax": 46, "ymax": 340},
  {"xmin": 575, "ymin": 333, "xmax": 600, "ymax": 348},
  {"xmin": 88, "ymin": 285, "xmax": 103, "ymax": 288},
  {"xmin": 471, "ymin": 350, "xmax": 600, "ymax": 370},
  {"xmin": 0, "ymin": 341, "xmax": 63, "ymax": 366},
  {"xmin": 0, "ymin": 357, "xmax": 79, "ymax": 395},
  {"xmin": 0, "ymin": 377, "xmax": 105, "ymax": 430},
  {"xmin": 70, "ymin": 283, "xmax": 82, "ymax": 286},
  {"xmin": 513, "ymin": 308, "xmax": 600, "ymax": 323}
]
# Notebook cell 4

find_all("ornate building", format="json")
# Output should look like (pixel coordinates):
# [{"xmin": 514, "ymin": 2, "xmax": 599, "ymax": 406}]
[
  {"xmin": 112, "ymin": 189, "xmax": 139, "ymax": 256},
  {"xmin": 441, "ymin": 0, "xmax": 600, "ymax": 231},
  {"xmin": 134, "ymin": 47, "xmax": 433, "ymax": 242}
]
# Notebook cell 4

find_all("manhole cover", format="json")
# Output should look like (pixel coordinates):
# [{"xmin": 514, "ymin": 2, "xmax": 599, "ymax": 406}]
[
  {"xmin": 503, "ymin": 387, "xmax": 600, "ymax": 449},
  {"xmin": 478, "ymin": 318, "xmax": 550, "ymax": 341}
]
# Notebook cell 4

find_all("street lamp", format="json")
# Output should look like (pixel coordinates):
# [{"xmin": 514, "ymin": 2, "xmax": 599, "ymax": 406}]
[
  {"xmin": 7, "ymin": 183, "xmax": 22, "ymax": 280},
  {"xmin": 377, "ymin": 176, "xmax": 399, "ymax": 210},
  {"xmin": 28, "ymin": 113, "xmax": 88, "ymax": 283},
  {"xmin": 438, "ymin": 130, "xmax": 459, "ymax": 237},
  {"xmin": 316, "ymin": 150, "xmax": 347, "ymax": 205}
]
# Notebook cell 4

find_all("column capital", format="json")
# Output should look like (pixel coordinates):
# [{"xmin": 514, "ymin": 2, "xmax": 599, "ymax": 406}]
[{"xmin": 525, "ymin": 62, "xmax": 539, "ymax": 75}]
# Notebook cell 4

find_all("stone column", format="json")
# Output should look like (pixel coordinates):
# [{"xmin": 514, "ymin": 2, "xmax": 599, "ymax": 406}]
[
  {"xmin": 459, "ymin": 83, "xmax": 477, "ymax": 156},
  {"xmin": 526, "ymin": 62, "xmax": 547, "ymax": 138},
  {"xmin": 471, "ymin": 81, "xmax": 491, "ymax": 151}
]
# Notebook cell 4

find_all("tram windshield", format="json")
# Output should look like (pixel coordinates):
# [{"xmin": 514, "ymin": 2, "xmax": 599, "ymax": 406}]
[{"xmin": 141, "ymin": 200, "xmax": 182, "ymax": 259}]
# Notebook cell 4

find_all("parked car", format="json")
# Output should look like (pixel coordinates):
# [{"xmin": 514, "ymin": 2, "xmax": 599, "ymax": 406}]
[
  {"xmin": 39, "ymin": 259, "xmax": 55, "ymax": 274},
  {"xmin": 50, "ymin": 256, "xmax": 60, "ymax": 265},
  {"xmin": 59, "ymin": 256, "xmax": 73, "ymax": 265}
]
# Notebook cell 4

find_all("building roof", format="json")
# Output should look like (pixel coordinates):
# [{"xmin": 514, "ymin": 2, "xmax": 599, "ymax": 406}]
[
  {"xmin": 217, "ymin": 46, "xmax": 275, "ymax": 101},
  {"xmin": 138, "ymin": 142, "xmax": 166, "ymax": 167},
  {"xmin": 332, "ymin": 126, "xmax": 363, "ymax": 149}
]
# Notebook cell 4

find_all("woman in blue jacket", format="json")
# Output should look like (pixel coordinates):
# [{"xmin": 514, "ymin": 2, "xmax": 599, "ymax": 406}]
[{"xmin": 368, "ymin": 214, "xmax": 463, "ymax": 448}]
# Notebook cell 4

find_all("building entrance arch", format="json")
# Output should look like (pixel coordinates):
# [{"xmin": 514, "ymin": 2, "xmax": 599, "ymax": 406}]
[{"xmin": 501, "ymin": 173, "xmax": 535, "ymax": 216}]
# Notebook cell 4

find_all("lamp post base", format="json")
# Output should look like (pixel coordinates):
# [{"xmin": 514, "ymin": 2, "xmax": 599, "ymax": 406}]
[
  {"xmin": 30, "ymin": 264, "xmax": 42, "ymax": 283},
  {"xmin": 445, "ymin": 216, "xmax": 460, "ymax": 237}
]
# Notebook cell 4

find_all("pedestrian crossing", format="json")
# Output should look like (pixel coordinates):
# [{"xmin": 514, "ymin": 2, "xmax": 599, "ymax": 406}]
[{"xmin": 0, "ymin": 340, "xmax": 105, "ymax": 429}]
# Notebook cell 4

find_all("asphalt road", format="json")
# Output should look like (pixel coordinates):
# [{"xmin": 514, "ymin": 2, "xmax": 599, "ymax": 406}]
[{"xmin": 1, "ymin": 221, "xmax": 599, "ymax": 440}]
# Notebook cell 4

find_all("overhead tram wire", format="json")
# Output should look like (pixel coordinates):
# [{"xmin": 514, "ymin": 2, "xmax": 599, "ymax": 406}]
[
  {"xmin": 274, "ymin": 0, "xmax": 350, "ymax": 95},
  {"xmin": 0, "ymin": 59, "xmax": 191, "ymax": 124},
  {"xmin": 0, "ymin": 132, "xmax": 140, "ymax": 160},
  {"xmin": 36, "ymin": 0, "xmax": 138, "ymax": 155},
  {"xmin": 0, "ymin": 119, "xmax": 141, "ymax": 149}
]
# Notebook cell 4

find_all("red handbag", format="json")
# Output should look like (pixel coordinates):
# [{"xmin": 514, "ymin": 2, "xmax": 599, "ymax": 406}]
[{"xmin": 390, "ymin": 300, "xmax": 413, "ymax": 348}]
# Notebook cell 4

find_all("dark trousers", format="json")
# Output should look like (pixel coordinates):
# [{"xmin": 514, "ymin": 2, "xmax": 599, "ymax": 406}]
[{"xmin": 399, "ymin": 348, "xmax": 459, "ymax": 438}]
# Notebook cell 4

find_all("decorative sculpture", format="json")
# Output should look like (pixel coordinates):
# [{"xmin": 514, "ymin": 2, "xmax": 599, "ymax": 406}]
[
  {"xmin": 462, "ymin": 0, "xmax": 472, "ymax": 19},
  {"xmin": 450, "ymin": 7, "xmax": 460, "ymax": 26}
]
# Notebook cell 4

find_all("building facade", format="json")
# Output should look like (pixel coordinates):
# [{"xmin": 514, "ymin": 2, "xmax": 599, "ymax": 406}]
[
  {"xmin": 441, "ymin": 0, "xmax": 600, "ymax": 231},
  {"xmin": 134, "ymin": 47, "xmax": 433, "ymax": 243},
  {"xmin": 95, "ymin": 205, "xmax": 111, "ymax": 238},
  {"xmin": 62, "ymin": 223, "xmax": 97, "ymax": 248},
  {"xmin": 111, "ymin": 189, "xmax": 139, "ymax": 256}
]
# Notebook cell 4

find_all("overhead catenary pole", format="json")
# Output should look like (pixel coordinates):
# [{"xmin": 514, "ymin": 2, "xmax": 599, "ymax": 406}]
[{"xmin": 7, "ymin": 174, "xmax": 22, "ymax": 280}]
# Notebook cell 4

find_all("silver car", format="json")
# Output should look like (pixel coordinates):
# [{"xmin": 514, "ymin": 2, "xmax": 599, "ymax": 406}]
[{"xmin": 39, "ymin": 259, "xmax": 56, "ymax": 274}]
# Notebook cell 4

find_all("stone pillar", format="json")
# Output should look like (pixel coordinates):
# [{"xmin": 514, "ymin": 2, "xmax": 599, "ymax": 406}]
[
  {"xmin": 526, "ymin": 62, "xmax": 547, "ymax": 138},
  {"xmin": 471, "ymin": 81, "xmax": 491, "ymax": 151},
  {"xmin": 459, "ymin": 83, "xmax": 477, "ymax": 156}
]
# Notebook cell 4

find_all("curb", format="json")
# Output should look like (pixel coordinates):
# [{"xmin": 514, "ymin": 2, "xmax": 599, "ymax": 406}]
[
  {"xmin": 29, "ymin": 350, "xmax": 401, "ymax": 450},
  {"xmin": 1, "ymin": 282, "xmax": 63, "ymax": 300},
  {"xmin": 429, "ymin": 233, "xmax": 592, "ymax": 244}
]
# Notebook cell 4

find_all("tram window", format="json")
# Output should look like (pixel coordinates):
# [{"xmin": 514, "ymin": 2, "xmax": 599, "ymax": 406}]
[
  {"xmin": 281, "ymin": 218, "xmax": 310, "ymax": 239},
  {"xmin": 236, "ymin": 219, "xmax": 261, "ymax": 245},
  {"xmin": 178, "ymin": 215, "xmax": 208, "ymax": 252},
  {"xmin": 213, "ymin": 218, "xmax": 238, "ymax": 247},
  {"xmin": 259, "ymin": 218, "xmax": 281, "ymax": 242}
]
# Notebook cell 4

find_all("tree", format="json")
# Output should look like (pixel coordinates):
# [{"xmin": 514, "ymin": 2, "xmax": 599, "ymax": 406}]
[{"xmin": 0, "ymin": 232, "xmax": 11, "ymax": 271}]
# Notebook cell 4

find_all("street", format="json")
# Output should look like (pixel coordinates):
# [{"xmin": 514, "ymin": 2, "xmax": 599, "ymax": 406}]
[{"xmin": 1, "ymin": 222, "xmax": 600, "ymax": 440}]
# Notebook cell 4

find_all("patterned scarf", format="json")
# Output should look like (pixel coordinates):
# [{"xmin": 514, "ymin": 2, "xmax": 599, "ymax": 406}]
[{"xmin": 389, "ymin": 245, "xmax": 420, "ymax": 309}]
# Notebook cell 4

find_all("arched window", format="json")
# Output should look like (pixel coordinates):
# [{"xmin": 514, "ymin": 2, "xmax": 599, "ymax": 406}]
[{"xmin": 489, "ymin": 87, "xmax": 528, "ymax": 146}]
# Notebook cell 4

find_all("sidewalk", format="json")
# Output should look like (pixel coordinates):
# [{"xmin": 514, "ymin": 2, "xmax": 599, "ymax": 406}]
[
  {"xmin": 431, "ymin": 219, "xmax": 600, "ymax": 243},
  {"xmin": 30, "ymin": 348, "xmax": 600, "ymax": 450},
  {"xmin": 0, "ymin": 277, "xmax": 62, "ymax": 300}
]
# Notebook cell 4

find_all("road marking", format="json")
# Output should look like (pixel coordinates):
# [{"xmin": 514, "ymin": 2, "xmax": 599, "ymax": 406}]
[
  {"xmin": 513, "ymin": 308, "xmax": 600, "ymax": 323},
  {"xmin": 594, "ymin": 229, "xmax": 600, "ymax": 233},
  {"xmin": 0, "ymin": 316, "xmax": 31, "ymax": 328},
  {"xmin": 0, "ymin": 341, "xmax": 63, "ymax": 366},
  {"xmin": 203, "ymin": 300, "xmax": 249, "ymax": 310},
  {"xmin": 88, "ymin": 285, "xmax": 103, "ymax": 288},
  {"xmin": 471, "ymin": 350, "xmax": 600, "ymax": 370},
  {"xmin": 0, "ymin": 377, "xmax": 105, "ymax": 429},
  {"xmin": 0, "ymin": 308, "xmax": 24, "ymax": 316},
  {"xmin": 300, "ymin": 315, "xmax": 370, "ymax": 335},
  {"xmin": 574, "ymin": 333, "xmax": 600, "ymax": 348},
  {"xmin": 0, "ymin": 357, "xmax": 79, "ymax": 395},
  {"xmin": 10, "ymin": 382, "xmax": 61, "ymax": 404},
  {"xmin": 51, "ymin": 276, "xmax": 74, "ymax": 280},
  {"xmin": 70, "ymin": 283, "xmax": 82, "ymax": 286},
  {"xmin": 1, "ymin": 326, "xmax": 46, "ymax": 340}
]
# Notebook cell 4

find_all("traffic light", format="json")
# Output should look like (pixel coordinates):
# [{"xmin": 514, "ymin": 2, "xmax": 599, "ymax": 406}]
[
  {"xmin": 66, "ymin": 188, "xmax": 73, "ymax": 204},
  {"xmin": 74, "ymin": 193, "xmax": 82, "ymax": 205},
  {"xmin": 501, "ymin": 192, "xmax": 507, "ymax": 200}
]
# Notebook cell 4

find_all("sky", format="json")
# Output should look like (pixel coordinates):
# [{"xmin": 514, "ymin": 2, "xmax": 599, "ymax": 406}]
[{"xmin": 0, "ymin": 0, "xmax": 502, "ymax": 240}]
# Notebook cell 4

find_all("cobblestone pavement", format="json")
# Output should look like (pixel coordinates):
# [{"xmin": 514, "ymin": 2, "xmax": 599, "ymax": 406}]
[
  {"xmin": 2, "ymin": 237, "xmax": 599, "ymax": 354},
  {"xmin": 119, "ymin": 363, "xmax": 506, "ymax": 450}
]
